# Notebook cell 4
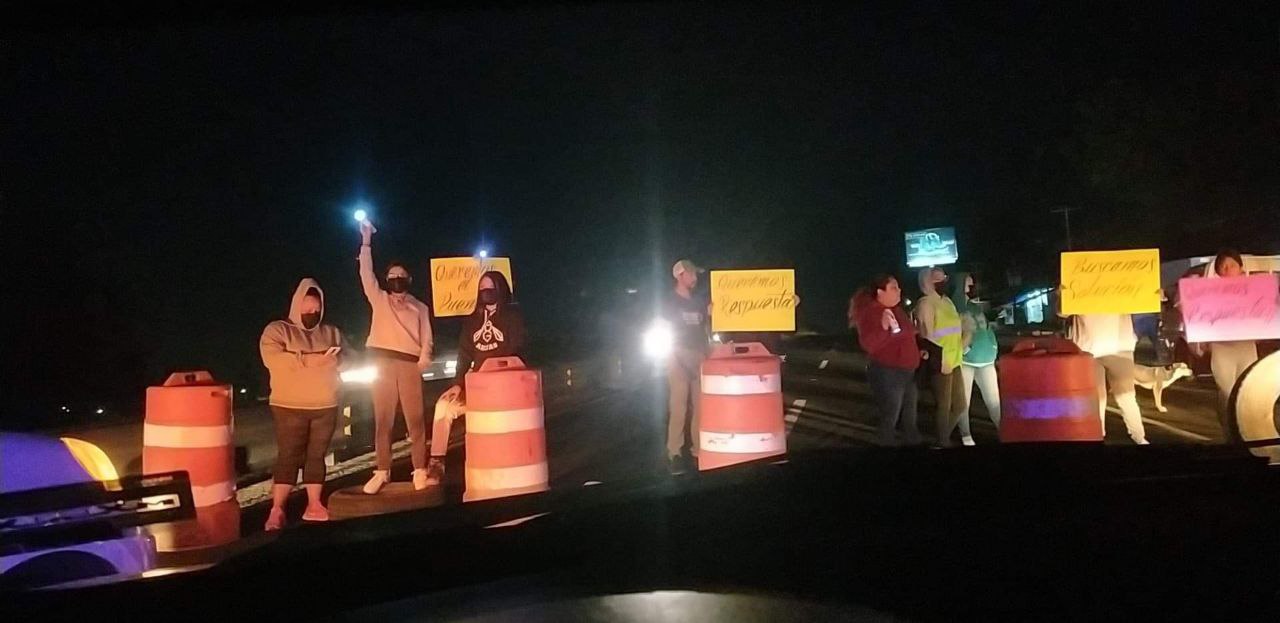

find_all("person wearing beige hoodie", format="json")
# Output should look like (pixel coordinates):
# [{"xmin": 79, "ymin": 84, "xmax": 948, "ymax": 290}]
[
  {"xmin": 260, "ymin": 278, "xmax": 347, "ymax": 530},
  {"xmin": 357, "ymin": 219, "xmax": 434, "ymax": 493}
]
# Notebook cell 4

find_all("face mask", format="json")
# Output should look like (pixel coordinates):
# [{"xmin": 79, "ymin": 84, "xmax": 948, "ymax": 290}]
[
  {"xmin": 386, "ymin": 277, "xmax": 410, "ymax": 293},
  {"xmin": 300, "ymin": 312, "xmax": 321, "ymax": 329},
  {"xmin": 966, "ymin": 286, "xmax": 976, "ymax": 299},
  {"xmin": 934, "ymin": 279, "xmax": 951, "ymax": 295},
  {"xmin": 479, "ymin": 288, "xmax": 500, "ymax": 305}
]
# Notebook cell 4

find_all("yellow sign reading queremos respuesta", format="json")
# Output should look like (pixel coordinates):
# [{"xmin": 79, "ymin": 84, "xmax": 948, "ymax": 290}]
[{"xmin": 710, "ymin": 269, "xmax": 797, "ymax": 332}]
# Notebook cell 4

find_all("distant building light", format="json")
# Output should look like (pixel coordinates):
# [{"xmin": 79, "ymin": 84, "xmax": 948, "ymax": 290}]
[
  {"xmin": 477, "ymin": 249, "xmax": 490, "ymax": 259},
  {"xmin": 95, "ymin": 408, "xmax": 104, "ymax": 415},
  {"xmin": 625, "ymin": 288, "xmax": 639, "ymax": 295},
  {"xmin": 61, "ymin": 406, "xmax": 70, "ymax": 413},
  {"xmin": 239, "ymin": 388, "xmax": 247, "ymax": 395}
]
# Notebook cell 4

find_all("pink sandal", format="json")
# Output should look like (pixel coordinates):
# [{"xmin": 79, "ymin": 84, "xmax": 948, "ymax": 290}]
[{"xmin": 301, "ymin": 505, "xmax": 330, "ymax": 522}]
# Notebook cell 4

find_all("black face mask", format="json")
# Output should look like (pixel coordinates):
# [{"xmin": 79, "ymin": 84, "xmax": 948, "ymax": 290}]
[
  {"xmin": 478, "ymin": 288, "xmax": 500, "ymax": 306},
  {"xmin": 300, "ymin": 312, "xmax": 321, "ymax": 329},
  {"xmin": 386, "ymin": 277, "xmax": 410, "ymax": 293}
]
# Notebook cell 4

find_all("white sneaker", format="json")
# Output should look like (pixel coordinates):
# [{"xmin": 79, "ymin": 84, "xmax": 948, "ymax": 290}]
[
  {"xmin": 412, "ymin": 468, "xmax": 429, "ymax": 491},
  {"xmin": 363, "ymin": 470, "xmax": 390, "ymax": 494},
  {"xmin": 1135, "ymin": 439, "xmax": 1151, "ymax": 445},
  {"xmin": 961, "ymin": 436, "xmax": 976, "ymax": 447}
]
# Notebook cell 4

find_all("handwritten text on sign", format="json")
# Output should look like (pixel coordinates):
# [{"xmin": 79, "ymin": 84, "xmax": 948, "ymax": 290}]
[
  {"xmin": 1179, "ymin": 274, "xmax": 1280, "ymax": 343},
  {"xmin": 429, "ymin": 257, "xmax": 514, "ymax": 317},
  {"xmin": 1060, "ymin": 249, "xmax": 1161, "ymax": 315},
  {"xmin": 710, "ymin": 269, "xmax": 796, "ymax": 332}
]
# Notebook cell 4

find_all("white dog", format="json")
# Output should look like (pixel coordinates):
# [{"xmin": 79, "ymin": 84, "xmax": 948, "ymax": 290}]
[{"xmin": 1132, "ymin": 362, "xmax": 1194, "ymax": 413}]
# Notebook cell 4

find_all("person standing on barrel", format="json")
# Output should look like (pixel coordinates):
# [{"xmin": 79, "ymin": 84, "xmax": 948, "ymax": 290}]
[{"xmin": 357, "ymin": 219, "xmax": 434, "ymax": 493}]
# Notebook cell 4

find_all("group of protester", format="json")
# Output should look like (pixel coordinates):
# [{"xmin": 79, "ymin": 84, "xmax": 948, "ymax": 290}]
[
  {"xmin": 255, "ymin": 233, "xmax": 1259, "ymax": 528},
  {"xmin": 851, "ymin": 249, "xmax": 1257, "ymax": 449},
  {"xmin": 256, "ymin": 220, "xmax": 523, "ymax": 530}
]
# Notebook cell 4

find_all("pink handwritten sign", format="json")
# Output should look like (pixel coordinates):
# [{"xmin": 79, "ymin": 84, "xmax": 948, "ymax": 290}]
[{"xmin": 1179, "ymin": 274, "xmax": 1280, "ymax": 343}]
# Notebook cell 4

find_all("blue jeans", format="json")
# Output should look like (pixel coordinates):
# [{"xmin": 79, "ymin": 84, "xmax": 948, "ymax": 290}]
[{"xmin": 867, "ymin": 362, "xmax": 921, "ymax": 446}]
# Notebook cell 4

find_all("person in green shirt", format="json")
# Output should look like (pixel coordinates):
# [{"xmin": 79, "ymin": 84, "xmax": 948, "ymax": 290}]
[{"xmin": 951, "ymin": 272, "xmax": 1000, "ymax": 445}]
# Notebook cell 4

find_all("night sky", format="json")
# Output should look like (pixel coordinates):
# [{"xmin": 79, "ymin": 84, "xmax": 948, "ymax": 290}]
[{"xmin": 3, "ymin": 2, "xmax": 1276, "ymax": 419}]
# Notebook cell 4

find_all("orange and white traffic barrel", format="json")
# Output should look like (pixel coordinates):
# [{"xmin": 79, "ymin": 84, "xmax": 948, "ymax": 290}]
[
  {"xmin": 463, "ymin": 357, "xmax": 548, "ymax": 502},
  {"xmin": 997, "ymin": 338, "xmax": 1102, "ymax": 443},
  {"xmin": 698, "ymin": 342, "xmax": 786, "ymax": 471},
  {"xmin": 142, "ymin": 371, "xmax": 239, "ymax": 550}
]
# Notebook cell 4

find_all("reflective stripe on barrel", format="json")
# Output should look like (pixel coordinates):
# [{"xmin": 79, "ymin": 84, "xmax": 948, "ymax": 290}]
[
  {"xmin": 1001, "ymin": 395, "xmax": 1096, "ymax": 420},
  {"xmin": 143, "ymin": 423, "xmax": 234, "ymax": 448},
  {"xmin": 465, "ymin": 463, "xmax": 549, "ymax": 492},
  {"xmin": 701, "ymin": 373, "xmax": 781, "ymax": 396},
  {"xmin": 466, "ymin": 407, "xmax": 544, "ymax": 434},
  {"xmin": 700, "ymin": 431, "xmax": 786, "ymax": 454}
]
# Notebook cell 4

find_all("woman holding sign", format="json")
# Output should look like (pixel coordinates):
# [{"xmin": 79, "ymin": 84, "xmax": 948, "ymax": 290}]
[
  {"xmin": 913, "ymin": 267, "xmax": 967, "ymax": 448},
  {"xmin": 853, "ymin": 274, "xmax": 923, "ymax": 446},
  {"xmin": 1194, "ymin": 249, "xmax": 1259, "ymax": 439},
  {"xmin": 425, "ymin": 271, "xmax": 525, "ymax": 486}
]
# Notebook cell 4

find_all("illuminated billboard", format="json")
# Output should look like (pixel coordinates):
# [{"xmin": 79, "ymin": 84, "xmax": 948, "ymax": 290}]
[{"xmin": 904, "ymin": 227, "xmax": 959, "ymax": 268}]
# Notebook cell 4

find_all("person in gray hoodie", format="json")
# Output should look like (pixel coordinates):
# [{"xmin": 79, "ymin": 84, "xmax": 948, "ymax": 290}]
[{"xmin": 259, "ymin": 278, "xmax": 347, "ymax": 530}]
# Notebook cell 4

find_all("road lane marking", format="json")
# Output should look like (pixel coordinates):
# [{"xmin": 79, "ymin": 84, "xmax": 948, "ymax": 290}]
[
  {"xmin": 785, "ymin": 399, "xmax": 807, "ymax": 433},
  {"xmin": 818, "ymin": 360, "xmax": 829, "ymax": 369}
]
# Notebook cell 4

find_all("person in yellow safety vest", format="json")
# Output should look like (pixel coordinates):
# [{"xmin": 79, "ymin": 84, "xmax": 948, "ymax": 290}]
[{"xmin": 913, "ymin": 267, "xmax": 967, "ymax": 448}]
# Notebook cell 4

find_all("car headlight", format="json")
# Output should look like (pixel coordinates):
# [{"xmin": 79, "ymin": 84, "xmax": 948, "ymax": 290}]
[
  {"xmin": 642, "ymin": 320, "xmax": 675, "ymax": 360},
  {"xmin": 341, "ymin": 365, "xmax": 379, "ymax": 385}
]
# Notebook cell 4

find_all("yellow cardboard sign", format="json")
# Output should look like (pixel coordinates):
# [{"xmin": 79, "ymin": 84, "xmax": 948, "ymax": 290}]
[
  {"xmin": 429, "ymin": 257, "xmax": 514, "ymax": 317},
  {"xmin": 1060, "ymin": 249, "xmax": 1161, "ymax": 315},
  {"xmin": 710, "ymin": 269, "xmax": 797, "ymax": 332}
]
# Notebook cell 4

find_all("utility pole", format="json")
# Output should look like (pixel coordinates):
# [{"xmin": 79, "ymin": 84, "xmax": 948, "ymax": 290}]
[{"xmin": 1050, "ymin": 205, "xmax": 1080, "ymax": 250}]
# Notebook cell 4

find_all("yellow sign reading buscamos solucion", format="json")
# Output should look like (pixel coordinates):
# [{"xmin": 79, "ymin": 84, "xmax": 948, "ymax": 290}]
[
  {"xmin": 1060, "ymin": 249, "xmax": 1161, "ymax": 315},
  {"xmin": 429, "ymin": 257, "xmax": 514, "ymax": 318},
  {"xmin": 710, "ymin": 269, "xmax": 797, "ymax": 332}
]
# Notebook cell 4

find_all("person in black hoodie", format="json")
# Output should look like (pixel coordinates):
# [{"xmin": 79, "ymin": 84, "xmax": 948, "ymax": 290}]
[{"xmin": 425, "ymin": 270, "xmax": 525, "ymax": 485}]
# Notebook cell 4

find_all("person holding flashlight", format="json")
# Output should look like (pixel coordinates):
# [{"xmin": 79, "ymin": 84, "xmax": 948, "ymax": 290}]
[{"xmin": 357, "ymin": 219, "xmax": 434, "ymax": 493}]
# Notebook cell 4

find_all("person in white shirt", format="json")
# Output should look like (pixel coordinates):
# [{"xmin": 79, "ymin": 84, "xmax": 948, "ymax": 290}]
[{"xmin": 1067, "ymin": 311, "xmax": 1149, "ymax": 444}]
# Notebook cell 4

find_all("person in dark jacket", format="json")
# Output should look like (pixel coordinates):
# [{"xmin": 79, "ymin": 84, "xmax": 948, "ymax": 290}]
[
  {"xmin": 425, "ymin": 271, "xmax": 525, "ymax": 485},
  {"xmin": 853, "ymin": 274, "xmax": 924, "ymax": 446}
]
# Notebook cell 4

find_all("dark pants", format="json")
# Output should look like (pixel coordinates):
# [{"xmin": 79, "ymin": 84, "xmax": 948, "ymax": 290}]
[
  {"xmin": 271, "ymin": 406, "xmax": 338, "ymax": 485},
  {"xmin": 930, "ymin": 370, "xmax": 968, "ymax": 447},
  {"xmin": 867, "ymin": 363, "xmax": 921, "ymax": 446}
]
